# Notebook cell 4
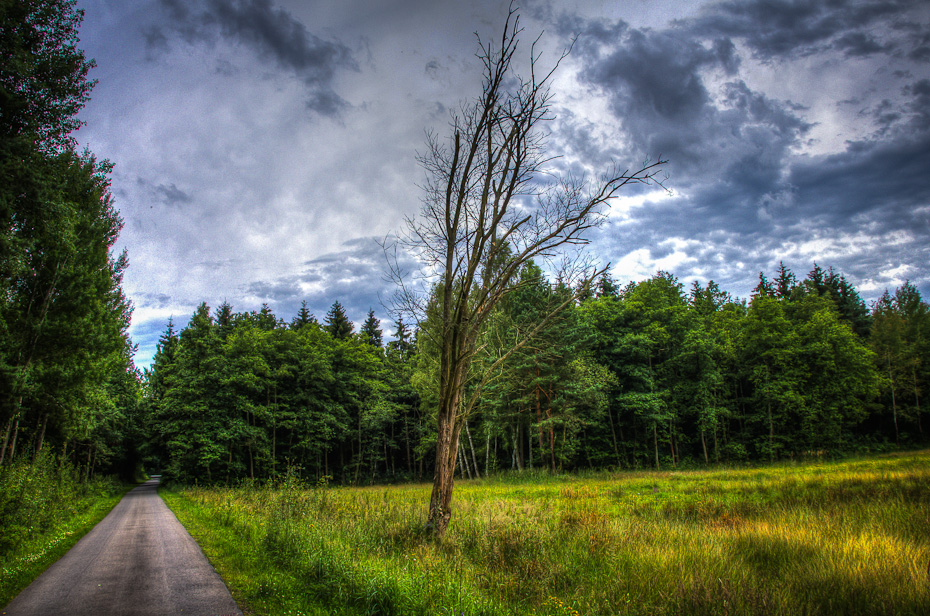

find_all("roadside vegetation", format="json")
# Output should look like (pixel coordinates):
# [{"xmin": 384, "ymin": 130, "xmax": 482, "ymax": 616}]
[
  {"xmin": 0, "ymin": 453, "xmax": 130, "ymax": 606},
  {"xmin": 163, "ymin": 450, "xmax": 930, "ymax": 616}
]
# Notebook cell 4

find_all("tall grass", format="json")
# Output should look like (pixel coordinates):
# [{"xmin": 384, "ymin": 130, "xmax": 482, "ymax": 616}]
[
  {"xmin": 164, "ymin": 452, "xmax": 930, "ymax": 615},
  {"xmin": 0, "ymin": 452, "xmax": 127, "ymax": 607}
]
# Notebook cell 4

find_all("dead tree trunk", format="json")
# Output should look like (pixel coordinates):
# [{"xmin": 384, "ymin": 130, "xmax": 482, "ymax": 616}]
[{"xmin": 390, "ymin": 5, "xmax": 666, "ymax": 536}]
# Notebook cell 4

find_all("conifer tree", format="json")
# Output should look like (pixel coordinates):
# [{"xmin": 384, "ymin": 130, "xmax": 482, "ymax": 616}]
[
  {"xmin": 291, "ymin": 300, "xmax": 316, "ymax": 329},
  {"xmin": 387, "ymin": 317, "xmax": 414, "ymax": 361},
  {"xmin": 361, "ymin": 310, "xmax": 383, "ymax": 347},
  {"xmin": 324, "ymin": 301, "xmax": 353, "ymax": 340}
]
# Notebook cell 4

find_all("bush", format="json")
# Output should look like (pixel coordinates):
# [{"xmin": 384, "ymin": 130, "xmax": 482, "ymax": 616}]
[{"xmin": 0, "ymin": 451, "xmax": 121, "ymax": 558}]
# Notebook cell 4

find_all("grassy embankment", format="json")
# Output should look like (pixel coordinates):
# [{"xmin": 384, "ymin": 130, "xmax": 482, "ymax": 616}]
[
  {"xmin": 0, "ymin": 454, "xmax": 130, "ymax": 607},
  {"xmin": 163, "ymin": 451, "xmax": 930, "ymax": 616}
]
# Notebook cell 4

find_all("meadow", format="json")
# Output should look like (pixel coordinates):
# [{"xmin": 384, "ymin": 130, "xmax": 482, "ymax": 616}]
[{"xmin": 163, "ymin": 451, "xmax": 930, "ymax": 616}]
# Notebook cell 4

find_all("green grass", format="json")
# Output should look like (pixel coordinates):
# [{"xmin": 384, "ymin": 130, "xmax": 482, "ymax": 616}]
[
  {"xmin": 0, "ymin": 455, "xmax": 131, "ymax": 608},
  {"xmin": 163, "ymin": 451, "xmax": 930, "ymax": 615}
]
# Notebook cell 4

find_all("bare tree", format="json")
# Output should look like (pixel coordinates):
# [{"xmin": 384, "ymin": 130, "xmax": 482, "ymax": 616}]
[{"xmin": 386, "ymin": 6, "xmax": 666, "ymax": 535}]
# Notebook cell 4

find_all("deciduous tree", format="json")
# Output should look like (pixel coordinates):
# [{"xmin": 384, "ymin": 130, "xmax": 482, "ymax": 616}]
[{"xmin": 387, "ymin": 6, "xmax": 665, "ymax": 534}]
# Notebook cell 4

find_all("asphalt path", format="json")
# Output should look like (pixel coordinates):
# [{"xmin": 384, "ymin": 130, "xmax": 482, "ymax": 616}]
[{"xmin": 2, "ymin": 477, "xmax": 242, "ymax": 616}]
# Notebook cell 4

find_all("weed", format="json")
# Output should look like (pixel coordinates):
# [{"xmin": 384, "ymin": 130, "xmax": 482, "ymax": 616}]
[{"xmin": 164, "ymin": 450, "xmax": 930, "ymax": 616}]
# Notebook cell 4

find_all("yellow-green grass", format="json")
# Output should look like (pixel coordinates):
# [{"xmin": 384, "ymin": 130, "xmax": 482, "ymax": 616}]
[{"xmin": 163, "ymin": 451, "xmax": 930, "ymax": 615}]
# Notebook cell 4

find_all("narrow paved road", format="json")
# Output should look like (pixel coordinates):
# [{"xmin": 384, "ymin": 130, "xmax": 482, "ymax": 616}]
[{"xmin": 2, "ymin": 478, "xmax": 242, "ymax": 616}]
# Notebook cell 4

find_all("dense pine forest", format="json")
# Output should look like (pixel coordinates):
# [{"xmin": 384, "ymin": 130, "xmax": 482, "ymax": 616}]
[{"xmin": 136, "ymin": 264, "xmax": 928, "ymax": 484}]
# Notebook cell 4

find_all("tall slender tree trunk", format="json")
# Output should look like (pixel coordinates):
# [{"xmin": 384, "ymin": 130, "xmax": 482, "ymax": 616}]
[
  {"xmin": 485, "ymin": 429, "xmax": 491, "ymax": 476},
  {"xmin": 548, "ymin": 406, "xmax": 556, "ymax": 472},
  {"xmin": 9, "ymin": 418, "xmax": 20, "ymax": 463},
  {"xmin": 465, "ymin": 420, "xmax": 480, "ymax": 479},
  {"xmin": 619, "ymin": 424, "xmax": 629, "ymax": 467},
  {"xmin": 890, "ymin": 379, "xmax": 899, "ymax": 445},
  {"xmin": 0, "ymin": 418, "xmax": 11, "ymax": 465},
  {"xmin": 913, "ymin": 366, "xmax": 922, "ymax": 436},
  {"xmin": 511, "ymin": 427, "xmax": 517, "ymax": 469},
  {"xmin": 427, "ymin": 392, "xmax": 462, "ymax": 535},
  {"xmin": 607, "ymin": 407, "xmax": 621, "ymax": 466},
  {"xmin": 60, "ymin": 441, "xmax": 69, "ymax": 473},
  {"xmin": 404, "ymin": 418, "xmax": 412, "ymax": 473},
  {"xmin": 34, "ymin": 413, "xmax": 48, "ymax": 460},
  {"xmin": 669, "ymin": 423, "xmax": 677, "ymax": 467},
  {"xmin": 653, "ymin": 423, "xmax": 660, "ymax": 470},
  {"xmin": 460, "ymin": 441, "xmax": 472, "ymax": 479},
  {"xmin": 354, "ymin": 412, "xmax": 363, "ymax": 485},
  {"xmin": 768, "ymin": 400, "xmax": 774, "ymax": 462},
  {"xmin": 701, "ymin": 429, "xmax": 709, "ymax": 465},
  {"xmin": 536, "ymin": 380, "xmax": 544, "ymax": 454},
  {"xmin": 527, "ymin": 423, "xmax": 533, "ymax": 470},
  {"xmin": 84, "ymin": 445, "xmax": 92, "ymax": 481}
]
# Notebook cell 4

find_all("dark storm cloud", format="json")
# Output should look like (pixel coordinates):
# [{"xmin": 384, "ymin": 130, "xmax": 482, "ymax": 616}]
[
  {"xmin": 558, "ymin": 0, "xmax": 929, "ymax": 299},
  {"xmin": 686, "ymin": 0, "xmax": 916, "ymax": 60},
  {"xmin": 833, "ymin": 31, "xmax": 894, "ymax": 57},
  {"xmin": 574, "ymin": 21, "xmax": 809, "ymax": 233},
  {"xmin": 790, "ymin": 133, "xmax": 930, "ymax": 227},
  {"xmin": 153, "ymin": 0, "xmax": 357, "ymax": 115}
]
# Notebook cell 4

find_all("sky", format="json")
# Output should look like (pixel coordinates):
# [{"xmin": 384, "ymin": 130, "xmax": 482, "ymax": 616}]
[{"xmin": 71, "ymin": 0, "xmax": 930, "ymax": 368}]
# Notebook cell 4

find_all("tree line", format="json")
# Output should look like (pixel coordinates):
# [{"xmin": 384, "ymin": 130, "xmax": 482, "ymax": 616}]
[
  {"xmin": 1, "ymin": 0, "xmax": 140, "ymax": 480},
  {"xmin": 138, "ymin": 263, "xmax": 928, "ymax": 483}
]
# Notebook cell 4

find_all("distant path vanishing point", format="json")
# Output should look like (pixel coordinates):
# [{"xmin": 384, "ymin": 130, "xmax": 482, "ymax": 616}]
[{"xmin": 2, "ymin": 477, "xmax": 242, "ymax": 616}]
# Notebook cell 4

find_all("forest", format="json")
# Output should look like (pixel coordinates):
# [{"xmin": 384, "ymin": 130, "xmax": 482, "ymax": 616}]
[
  {"xmin": 1, "ymin": 0, "xmax": 928, "ymax": 488},
  {"xmin": 133, "ymin": 264, "xmax": 928, "ymax": 484}
]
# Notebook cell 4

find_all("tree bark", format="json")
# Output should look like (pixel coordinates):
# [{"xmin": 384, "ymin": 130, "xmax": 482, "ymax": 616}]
[
  {"xmin": 768, "ymin": 400, "xmax": 775, "ymax": 462},
  {"xmin": 485, "ymin": 429, "xmax": 491, "ymax": 476},
  {"xmin": 913, "ymin": 365, "xmax": 922, "ymax": 436},
  {"xmin": 548, "ymin": 405, "xmax": 556, "ymax": 472},
  {"xmin": 607, "ymin": 406, "xmax": 621, "ymax": 467},
  {"xmin": 701, "ymin": 429, "xmax": 709, "ymax": 465},
  {"xmin": 0, "ymin": 418, "xmax": 11, "ymax": 465},
  {"xmin": 9, "ymin": 418, "xmax": 20, "ymax": 463},
  {"xmin": 653, "ymin": 423, "xmax": 660, "ymax": 470},
  {"xmin": 34, "ymin": 413, "xmax": 48, "ymax": 460},
  {"xmin": 527, "ymin": 422, "xmax": 533, "ymax": 470},
  {"xmin": 84, "ymin": 445, "xmax": 92, "ymax": 482},
  {"xmin": 465, "ymin": 420, "xmax": 480, "ymax": 479},
  {"xmin": 426, "ymin": 394, "xmax": 462, "ymax": 534}
]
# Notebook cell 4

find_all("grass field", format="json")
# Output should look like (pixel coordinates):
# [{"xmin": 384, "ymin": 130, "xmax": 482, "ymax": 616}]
[{"xmin": 163, "ymin": 451, "xmax": 930, "ymax": 615}]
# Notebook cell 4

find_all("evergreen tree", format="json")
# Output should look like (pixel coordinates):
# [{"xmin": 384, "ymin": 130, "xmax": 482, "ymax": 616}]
[
  {"xmin": 324, "ymin": 301, "xmax": 353, "ymax": 340},
  {"xmin": 291, "ymin": 300, "xmax": 316, "ymax": 329},
  {"xmin": 215, "ymin": 301, "xmax": 235, "ymax": 340},
  {"xmin": 596, "ymin": 273, "xmax": 620, "ymax": 299},
  {"xmin": 824, "ymin": 270, "xmax": 871, "ymax": 336},
  {"xmin": 753, "ymin": 272, "xmax": 774, "ymax": 297},
  {"xmin": 0, "ymin": 0, "xmax": 95, "ymax": 149},
  {"xmin": 773, "ymin": 262, "xmax": 797, "ymax": 299},
  {"xmin": 387, "ymin": 317, "xmax": 414, "ymax": 361},
  {"xmin": 361, "ymin": 309, "xmax": 383, "ymax": 347},
  {"xmin": 0, "ymin": 0, "xmax": 135, "ymax": 470}
]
